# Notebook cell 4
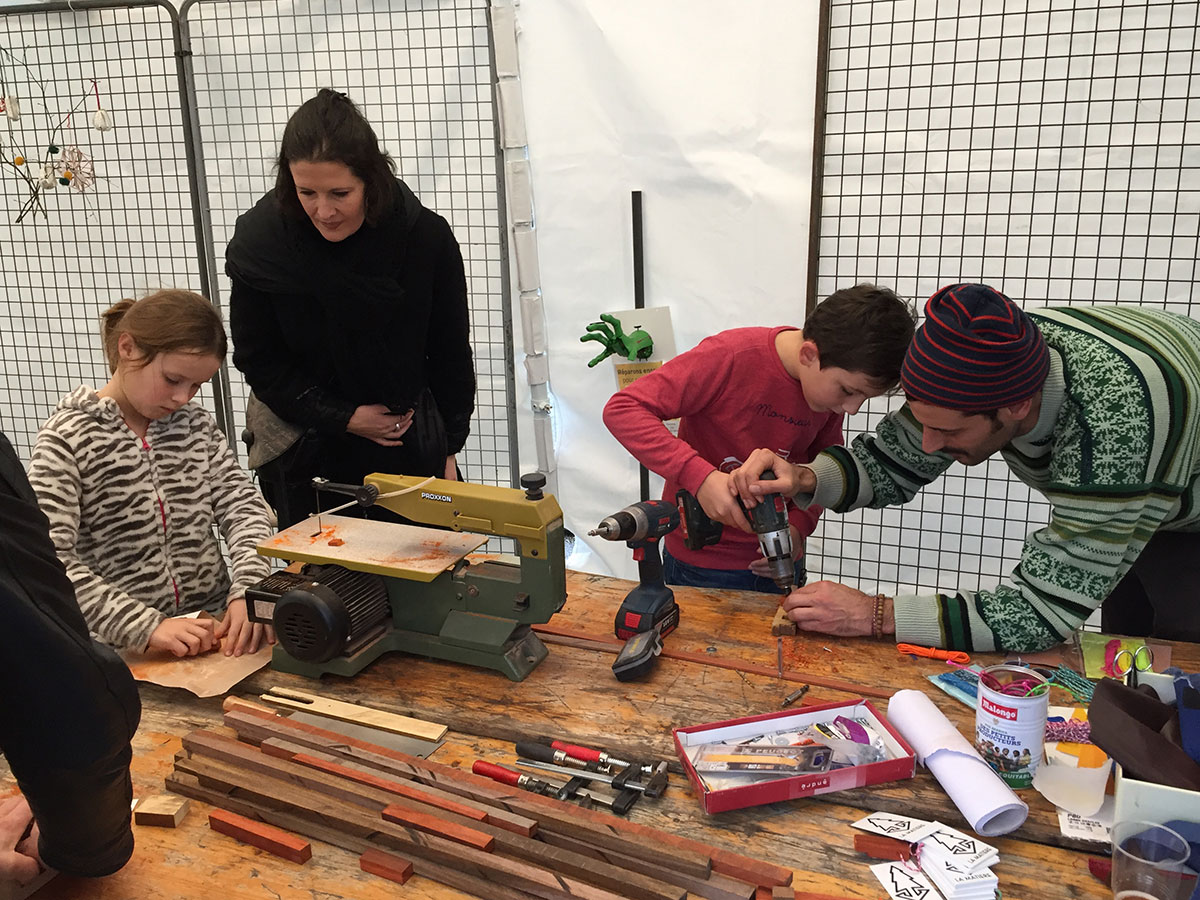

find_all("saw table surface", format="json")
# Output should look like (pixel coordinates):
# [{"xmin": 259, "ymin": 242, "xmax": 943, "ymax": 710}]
[
  {"xmin": 256, "ymin": 515, "xmax": 488, "ymax": 581},
  {"xmin": 7, "ymin": 568, "xmax": 1197, "ymax": 899}
]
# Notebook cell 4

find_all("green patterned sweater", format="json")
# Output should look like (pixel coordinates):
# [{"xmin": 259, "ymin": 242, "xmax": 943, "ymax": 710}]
[{"xmin": 803, "ymin": 306, "xmax": 1200, "ymax": 652}]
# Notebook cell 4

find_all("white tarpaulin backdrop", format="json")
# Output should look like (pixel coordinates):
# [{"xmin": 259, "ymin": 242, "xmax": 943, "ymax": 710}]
[{"xmin": 511, "ymin": 0, "xmax": 822, "ymax": 578}]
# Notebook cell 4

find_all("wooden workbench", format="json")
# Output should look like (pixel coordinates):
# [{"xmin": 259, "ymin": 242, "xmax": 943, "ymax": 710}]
[{"xmin": 9, "ymin": 568, "xmax": 1194, "ymax": 899}]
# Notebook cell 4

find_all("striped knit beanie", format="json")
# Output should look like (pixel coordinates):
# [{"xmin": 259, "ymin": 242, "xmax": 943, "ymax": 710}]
[{"xmin": 900, "ymin": 283, "xmax": 1050, "ymax": 412}]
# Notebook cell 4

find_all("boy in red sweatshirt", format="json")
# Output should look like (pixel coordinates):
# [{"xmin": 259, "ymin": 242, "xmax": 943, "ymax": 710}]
[{"xmin": 602, "ymin": 284, "xmax": 915, "ymax": 593}]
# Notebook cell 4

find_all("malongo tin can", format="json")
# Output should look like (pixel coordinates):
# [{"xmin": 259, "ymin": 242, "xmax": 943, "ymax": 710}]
[{"xmin": 974, "ymin": 664, "xmax": 1050, "ymax": 788}]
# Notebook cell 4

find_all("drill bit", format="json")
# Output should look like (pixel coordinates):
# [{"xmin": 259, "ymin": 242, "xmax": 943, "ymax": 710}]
[{"xmin": 782, "ymin": 685, "xmax": 810, "ymax": 707}]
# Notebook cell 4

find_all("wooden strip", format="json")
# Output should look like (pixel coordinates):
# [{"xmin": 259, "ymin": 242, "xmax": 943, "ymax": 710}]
[
  {"xmin": 208, "ymin": 808, "xmax": 312, "ymax": 863},
  {"xmin": 226, "ymin": 708, "xmax": 711, "ymax": 880},
  {"xmin": 178, "ymin": 763, "xmax": 635, "ymax": 900},
  {"xmin": 222, "ymin": 702, "xmax": 787, "ymax": 887},
  {"xmin": 169, "ymin": 772, "xmax": 548, "ymax": 900},
  {"xmin": 263, "ymin": 737, "xmax": 536, "ymax": 835},
  {"xmin": 359, "ymin": 847, "xmax": 414, "ymax": 884},
  {"xmin": 224, "ymin": 697, "xmax": 539, "ymax": 835},
  {"xmin": 180, "ymin": 737, "xmax": 687, "ymax": 900},
  {"xmin": 533, "ymin": 624, "xmax": 892, "ymax": 700},
  {"xmin": 381, "ymin": 803, "xmax": 495, "ymax": 852},
  {"xmin": 260, "ymin": 686, "xmax": 448, "ymax": 741},
  {"xmin": 538, "ymin": 830, "xmax": 755, "ymax": 900},
  {"xmin": 771, "ymin": 888, "xmax": 794, "ymax": 900},
  {"xmin": 293, "ymin": 750, "xmax": 488, "ymax": 822}
]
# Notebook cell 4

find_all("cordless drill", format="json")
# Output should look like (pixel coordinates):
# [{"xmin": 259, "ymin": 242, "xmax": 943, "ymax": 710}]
[
  {"xmin": 676, "ymin": 470, "xmax": 796, "ymax": 592},
  {"xmin": 589, "ymin": 500, "xmax": 681, "ymax": 641},
  {"xmin": 742, "ymin": 470, "xmax": 796, "ymax": 592}
]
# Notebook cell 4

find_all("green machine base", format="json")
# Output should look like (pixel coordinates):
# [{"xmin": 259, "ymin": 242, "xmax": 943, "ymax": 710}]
[{"xmin": 270, "ymin": 612, "xmax": 549, "ymax": 682}]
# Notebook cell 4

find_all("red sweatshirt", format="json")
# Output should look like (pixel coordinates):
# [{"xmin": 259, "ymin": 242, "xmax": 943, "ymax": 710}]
[{"xmin": 602, "ymin": 326, "xmax": 842, "ymax": 571}]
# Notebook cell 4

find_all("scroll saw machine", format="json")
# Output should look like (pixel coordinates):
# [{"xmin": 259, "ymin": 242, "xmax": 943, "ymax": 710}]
[{"xmin": 246, "ymin": 473, "xmax": 566, "ymax": 681}]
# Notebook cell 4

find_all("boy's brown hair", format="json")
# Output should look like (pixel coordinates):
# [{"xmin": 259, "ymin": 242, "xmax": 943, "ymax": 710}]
[
  {"xmin": 101, "ymin": 290, "xmax": 227, "ymax": 373},
  {"xmin": 803, "ymin": 283, "xmax": 916, "ymax": 385}
]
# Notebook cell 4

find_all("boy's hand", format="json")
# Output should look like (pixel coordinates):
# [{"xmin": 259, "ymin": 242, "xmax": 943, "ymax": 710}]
[
  {"xmin": 147, "ymin": 616, "xmax": 218, "ymax": 657},
  {"xmin": 215, "ymin": 598, "xmax": 276, "ymax": 657},
  {"xmin": 782, "ymin": 581, "xmax": 878, "ymax": 636},
  {"xmin": 0, "ymin": 794, "xmax": 42, "ymax": 885},
  {"xmin": 730, "ymin": 449, "xmax": 815, "ymax": 506},
  {"xmin": 696, "ymin": 471, "xmax": 754, "ymax": 532}
]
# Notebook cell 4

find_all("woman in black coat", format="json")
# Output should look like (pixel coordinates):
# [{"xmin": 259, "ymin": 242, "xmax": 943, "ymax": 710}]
[{"xmin": 226, "ymin": 90, "xmax": 476, "ymax": 528}]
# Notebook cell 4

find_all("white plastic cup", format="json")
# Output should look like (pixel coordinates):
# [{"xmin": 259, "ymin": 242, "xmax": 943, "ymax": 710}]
[
  {"xmin": 1111, "ymin": 820, "xmax": 1197, "ymax": 900},
  {"xmin": 974, "ymin": 663, "xmax": 1049, "ymax": 788}
]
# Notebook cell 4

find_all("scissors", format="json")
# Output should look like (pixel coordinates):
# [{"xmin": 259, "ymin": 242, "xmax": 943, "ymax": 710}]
[{"xmin": 1112, "ymin": 644, "xmax": 1154, "ymax": 688}]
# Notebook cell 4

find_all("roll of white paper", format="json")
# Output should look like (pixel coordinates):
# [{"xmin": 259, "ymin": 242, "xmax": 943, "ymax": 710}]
[{"xmin": 888, "ymin": 689, "xmax": 1029, "ymax": 836}]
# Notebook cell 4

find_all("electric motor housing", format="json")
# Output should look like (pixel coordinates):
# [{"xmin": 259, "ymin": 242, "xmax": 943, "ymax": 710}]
[{"xmin": 245, "ymin": 565, "xmax": 390, "ymax": 663}]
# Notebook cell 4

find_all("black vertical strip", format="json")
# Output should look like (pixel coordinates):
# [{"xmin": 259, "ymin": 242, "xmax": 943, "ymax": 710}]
[
  {"xmin": 804, "ymin": 0, "xmax": 833, "ymax": 316},
  {"xmin": 632, "ymin": 190, "xmax": 649, "ymax": 502}
]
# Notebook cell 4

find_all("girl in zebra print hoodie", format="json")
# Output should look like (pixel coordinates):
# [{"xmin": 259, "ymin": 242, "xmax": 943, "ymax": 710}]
[{"xmin": 28, "ymin": 291, "xmax": 275, "ymax": 659}]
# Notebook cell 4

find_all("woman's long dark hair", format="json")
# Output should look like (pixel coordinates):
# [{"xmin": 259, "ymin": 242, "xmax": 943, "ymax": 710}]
[{"xmin": 274, "ymin": 89, "xmax": 397, "ymax": 226}]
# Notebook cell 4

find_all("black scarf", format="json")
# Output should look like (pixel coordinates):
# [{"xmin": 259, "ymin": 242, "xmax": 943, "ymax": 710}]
[{"xmin": 225, "ymin": 179, "xmax": 426, "ymax": 411}]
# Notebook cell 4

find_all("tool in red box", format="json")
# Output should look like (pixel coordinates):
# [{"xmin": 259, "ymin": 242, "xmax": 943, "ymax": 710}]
[
  {"xmin": 471, "ymin": 761, "xmax": 637, "ymax": 815},
  {"xmin": 516, "ymin": 743, "xmax": 669, "ymax": 798},
  {"xmin": 549, "ymin": 740, "xmax": 667, "ymax": 779}
]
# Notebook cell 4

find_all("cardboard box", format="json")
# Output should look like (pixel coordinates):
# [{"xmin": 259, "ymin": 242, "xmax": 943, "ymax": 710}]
[
  {"xmin": 1112, "ymin": 671, "xmax": 1200, "ymax": 827},
  {"xmin": 673, "ymin": 699, "xmax": 916, "ymax": 814}
]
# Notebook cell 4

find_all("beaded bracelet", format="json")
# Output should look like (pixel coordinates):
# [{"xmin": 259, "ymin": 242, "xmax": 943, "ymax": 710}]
[{"xmin": 871, "ymin": 593, "xmax": 888, "ymax": 640}]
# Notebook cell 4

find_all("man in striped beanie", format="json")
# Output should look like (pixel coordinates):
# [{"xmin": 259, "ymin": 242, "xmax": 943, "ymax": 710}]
[{"xmin": 732, "ymin": 283, "xmax": 1200, "ymax": 652}]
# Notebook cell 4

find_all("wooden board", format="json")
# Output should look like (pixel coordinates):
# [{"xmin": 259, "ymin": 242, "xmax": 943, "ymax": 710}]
[
  {"xmin": 257, "ymin": 516, "xmax": 486, "ymax": 582},
  {"xmin": 133, "ymin": 794, "xmax": 190, "ymax": 828},
  {"xmin": 260, "ymin": 687, "xmax": 448, "ymax": 742},
  {"xmin": 771, "ymin": 607, "xmax": 798, "ymax": 636}
]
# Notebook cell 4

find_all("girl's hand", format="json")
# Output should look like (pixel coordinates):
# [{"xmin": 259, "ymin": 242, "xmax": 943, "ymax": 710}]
[
  {"xmin": 147, "ymin": 616, "xmax": 217, "ymax": 657},
  {"xmin": 214, "ymin": 598, "xmax": 276, "ymax": 657}
]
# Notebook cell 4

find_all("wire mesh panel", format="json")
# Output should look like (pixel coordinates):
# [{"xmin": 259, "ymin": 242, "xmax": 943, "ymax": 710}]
[
  {"xmin": 812, "ymin": 0, "xmax": 1200, "ymax": 600},
  {"xmin": 0, "ymin": 2, "xmax": 208, "ymax": 459},
  {"xmin": 182, "ymin": 0, "xmax": 514, "ymax": 488}
]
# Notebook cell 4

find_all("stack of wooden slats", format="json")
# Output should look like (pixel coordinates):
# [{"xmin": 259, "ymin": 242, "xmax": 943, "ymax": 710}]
[{"xmin": 167, "ymin": 696, "xmax": 796, "ymax": 900}]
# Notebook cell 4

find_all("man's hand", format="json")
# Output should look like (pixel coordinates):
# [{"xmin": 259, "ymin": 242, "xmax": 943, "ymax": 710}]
[
  {"xmin": 347, "ymin": 404, "xmax": 414, "ymax": 447},
  {"xmin": 215, "ymin": 598, "xmax": 276, "ymax": 657},
  {"xmin": 696, "ymin": 471, "xmax": 753, "ymax": 532},
  {"xmin": 147, "ymin": 616, "xmax": 217, "ymax": 657},
  {"xmin": 0, "ymin": 794, "xmax": 41, "ymax": 885},
  {"xmin": 782, "ymin": 581, "xmax": 874, "ymax": 636},
  {"xmin": 729, "ymin": 449, "xmax": 816, "ymax": 507},
  {"xmin": 443, "ymin": 455, "xmax": 458, "ymax": 480}
]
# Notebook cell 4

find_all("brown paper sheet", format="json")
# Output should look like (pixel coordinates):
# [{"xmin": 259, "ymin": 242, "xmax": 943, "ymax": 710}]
[{"xmin": 120, "ymin": 642, "xmax": 273, "ymax": 698}]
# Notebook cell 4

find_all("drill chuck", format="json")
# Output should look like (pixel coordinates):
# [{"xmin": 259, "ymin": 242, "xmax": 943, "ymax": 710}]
[{"xmin": 758, "ymin": 526, "xmax": 796, "ymax": 591}]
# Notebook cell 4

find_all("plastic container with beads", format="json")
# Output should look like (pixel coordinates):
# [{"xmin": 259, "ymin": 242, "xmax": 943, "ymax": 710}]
[{"xmin": 974, "ymin": 663, "xmax": 1050, "ymax": 788}]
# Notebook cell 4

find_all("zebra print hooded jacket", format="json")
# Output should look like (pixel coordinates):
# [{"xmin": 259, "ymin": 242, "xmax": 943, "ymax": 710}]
[{"xmin": 27, "ymin": 386, "xmax": 273, "ymax": 651}]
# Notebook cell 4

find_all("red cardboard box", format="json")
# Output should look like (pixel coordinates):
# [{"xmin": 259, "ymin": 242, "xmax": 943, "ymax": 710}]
[{"xmin": 673, "ymin": 699, "xmax": 916, "ymax": 814}]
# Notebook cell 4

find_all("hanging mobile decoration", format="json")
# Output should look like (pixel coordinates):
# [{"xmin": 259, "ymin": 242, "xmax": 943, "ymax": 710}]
[
  {"xmin": 91, "ymin": 79, "xmax": 112, "ymax": 131},
  {"xmin": 0, "ymin": 52, "xmax": 115, "ymax": 222}
]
